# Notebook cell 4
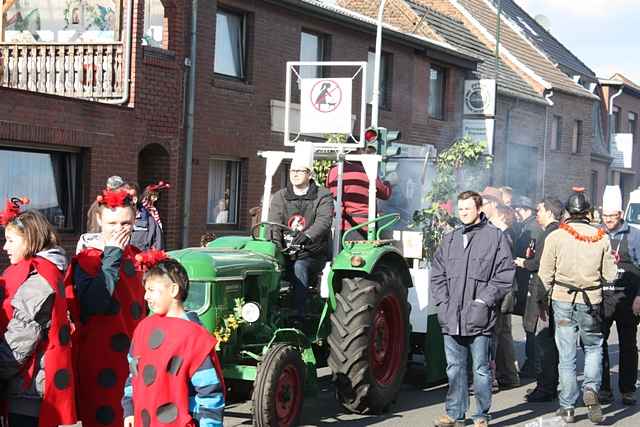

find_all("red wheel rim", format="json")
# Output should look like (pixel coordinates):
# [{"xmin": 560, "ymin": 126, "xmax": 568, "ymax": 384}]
[
  {"xmin": 275, "ymin": 365, "xmax": 302, "ymax": 426},
  {"xmin": 370, "ymin": 293, "xmax": 404, "ymax": 385}
]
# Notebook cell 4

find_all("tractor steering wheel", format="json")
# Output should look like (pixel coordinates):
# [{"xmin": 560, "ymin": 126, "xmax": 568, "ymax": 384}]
[{"xmin": 250, "ymin": 221, "xmax": 294, "ymax": 240}]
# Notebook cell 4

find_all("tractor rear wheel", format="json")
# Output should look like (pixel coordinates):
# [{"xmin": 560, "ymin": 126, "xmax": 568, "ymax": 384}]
[
  {"xmin": 328, "ymin": 266, "xmax": 410, "ymax": 414},
  {"xmin": 252, "ymin": 344, "xmax": 305, "ymax": 427}
]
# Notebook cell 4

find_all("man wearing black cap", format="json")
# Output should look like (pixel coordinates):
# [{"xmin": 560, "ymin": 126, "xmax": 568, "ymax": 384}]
[{"xmin": 538, "ymin": 190, "xmax": 617, "ymax": 424}]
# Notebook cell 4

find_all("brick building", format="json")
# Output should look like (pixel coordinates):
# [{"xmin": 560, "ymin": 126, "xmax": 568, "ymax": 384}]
[
  {"xmin": 0, "ymin": 0, "xmax": 188, "ymax": 259},
  {"xmin": 599, "ymin": 74, "xmax": 640, "ymax": 206},
  {"xmin": 1, "ymin": 0, "xmax": 480, "ymax": 256},
  {"xmin": 380, "ymin": 0, "xmax": 603, "ymax": 202}
]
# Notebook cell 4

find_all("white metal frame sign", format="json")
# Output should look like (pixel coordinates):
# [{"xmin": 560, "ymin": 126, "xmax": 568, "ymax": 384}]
[
  {"xmin": 463, "ymin": 79, "xmax": 496, "ymax": 116},
  {"xmin": 284, "ymin": 61, "xmax": 367, "ymax": 149}
]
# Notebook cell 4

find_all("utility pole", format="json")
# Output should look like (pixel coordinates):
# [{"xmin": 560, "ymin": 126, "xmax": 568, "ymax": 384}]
[{"xmin": 371, "ymin": 0, "xmax": 387, "ymax": 128}]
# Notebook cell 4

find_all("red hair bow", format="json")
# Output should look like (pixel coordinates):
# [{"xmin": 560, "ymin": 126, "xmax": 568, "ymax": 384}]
[
  {"xmin": 145, "ymin": 181, "xmax": 171, "ymax": 192},
  {"xmin": 135, "ymin": 249, "xmax": 169, "ymax": 271},
  {"xmin": 96, "ymin": 188, "xmax": 135, "ymax": 209},
  {"xmin": 0, "ymin": 197, "xmax": 30, "ymax": 226}
]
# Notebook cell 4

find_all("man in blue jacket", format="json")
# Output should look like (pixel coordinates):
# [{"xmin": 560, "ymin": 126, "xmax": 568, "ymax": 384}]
[{"xmin": 431, "ymin": 190, "xmax": 515, "ymax": 427}]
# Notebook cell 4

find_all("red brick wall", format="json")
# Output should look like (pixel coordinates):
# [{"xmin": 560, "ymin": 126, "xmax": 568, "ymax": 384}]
[{"xmin": 185, "ymin": 0, "xmax": 468, "ymax": 245}]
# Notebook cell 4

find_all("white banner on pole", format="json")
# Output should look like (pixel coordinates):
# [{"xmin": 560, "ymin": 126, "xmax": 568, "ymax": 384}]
[
  {"xmin": 464, "ymin": 79, "xmax": 496, "ymax": 116},
  {"xmin": 299, "ymin": 78, "xmax": 352, "ymax": 134}
]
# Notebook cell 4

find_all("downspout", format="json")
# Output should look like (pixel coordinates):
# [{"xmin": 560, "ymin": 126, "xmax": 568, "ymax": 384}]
[
  {"xmin": 541, "ymin": 89, "xmax": 554, "ymax": 197},
  {"xmin": 103, "ymin": 0, "xmax": 134, "ymax": 105},
  {"xmin": 608, "ymin": 86, "xmax": 623, "ymax": 152},
  {"xmin": 182, "ymin": 0, "xmax": 198, "ymax": 247}
]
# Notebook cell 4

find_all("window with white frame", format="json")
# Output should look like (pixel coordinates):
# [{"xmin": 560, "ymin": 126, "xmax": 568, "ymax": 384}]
[
  {"xmin": 299, "ymin": 31, "xmax": 325, "ymax": 80},
  {"xmin": 428, "ymin": 65, "xmax": 446, "ymax": 120},
  {"xmin": 0, "ymin": 146, "xmax": 82, "ymax": 231},
  {"xmin": 612, "ymin": 106, "xmax": 621, "ymax": 133},
  {"xmin": 572, "ymin": 120, "xmax": 583, "ymax": 153},
  {"xmin": 366, "ymin": 50, "xmax": 391, "ymax": 109},
  {"xmin": 550, "ymin": 115, "xmax": 561, "ymax": 150},
  {"xmin": 214, "ymin": 9, "xmax": 246, "ymax": 79},
  {"xmin": 207, "ymin": 158, "xmax": 241, "ymax": 224},
  {"xmin": 143, "ymin": 0, "xmax": 165, "ymax": 48}
]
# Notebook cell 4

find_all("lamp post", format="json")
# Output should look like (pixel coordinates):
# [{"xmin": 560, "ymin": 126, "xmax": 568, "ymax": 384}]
[{"xmin": 371, "ymin": 0, "xmax": 387, "ymax": 128}]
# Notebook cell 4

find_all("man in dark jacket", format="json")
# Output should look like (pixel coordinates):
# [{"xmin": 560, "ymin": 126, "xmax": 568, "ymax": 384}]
[
  {"xmin": 515, "ymin": 197, "xmax": 562, "ymax": 402},
  {"xmin": 268, "ymin": 146, "xmax": 333, "ymax": 318},
  {"xmin": 127, "ymin": 182, "xmax": 163, "ymax": 251},
  {"xmin": 511, "ymin": 196, "xmax": 542, "ymax": 378},
  {"xmin": 599, "ymin": 185, "xmax": 640, "ymax": 405},
  {"xmin": 431, "ymin": 191, "xmax": 515, "ymax": 427}
]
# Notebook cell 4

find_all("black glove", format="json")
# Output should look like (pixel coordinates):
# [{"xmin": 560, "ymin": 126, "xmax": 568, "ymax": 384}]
[{"xmin": 291, "ymin": 232, "xmax": 311, "ymax": 246}]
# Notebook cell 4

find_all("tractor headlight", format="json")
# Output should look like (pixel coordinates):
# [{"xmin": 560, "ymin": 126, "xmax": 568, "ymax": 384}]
[{"xmin": 241, "ymin": 302, "xmax": 261, "ymax": 323}]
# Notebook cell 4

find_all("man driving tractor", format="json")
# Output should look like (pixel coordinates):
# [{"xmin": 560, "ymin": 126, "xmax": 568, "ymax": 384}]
[{"xmin": 268, "ymin": 142, "xmax": 334, "ymax": 320}]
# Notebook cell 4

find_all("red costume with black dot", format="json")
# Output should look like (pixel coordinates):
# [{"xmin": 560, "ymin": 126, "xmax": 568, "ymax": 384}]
[
  {"xmin": 128, "ymin": 314, "xmax": 224, "ymax": 426},
  {"xmin": 65, "ymin": 245, "xmax": 145, "ymax": 427},
  {"xmin": 1, "ymin": 257, "xmax": 77, "ymax": 426}
]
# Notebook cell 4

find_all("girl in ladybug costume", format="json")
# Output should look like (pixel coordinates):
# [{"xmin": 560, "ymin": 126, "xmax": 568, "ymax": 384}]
[
  {"xmin": 65, "ymin": 188, "xmax": 146, "ymax": 427},
  {"xmin": 122, "ymin": 250, "xmax": 224, "ymax": 427},
  {"xmin": 0, "ymin": 198, "xmax": 77, "ymax": 427}
]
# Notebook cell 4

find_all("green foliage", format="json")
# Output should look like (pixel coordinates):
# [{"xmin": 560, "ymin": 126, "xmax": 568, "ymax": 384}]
[
  {"xmin": 313, "ymin": 133, "xmax": 348, "ymax": 184},
  {"xmin": 411, "ymin": 137, "xmax": 492, "ymax": 262}
]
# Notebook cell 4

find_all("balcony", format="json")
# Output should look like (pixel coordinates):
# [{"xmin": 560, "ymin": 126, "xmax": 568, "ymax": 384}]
[{"xmin": 0, "ymin": 42, "xmax": 124, "ymax": 100}]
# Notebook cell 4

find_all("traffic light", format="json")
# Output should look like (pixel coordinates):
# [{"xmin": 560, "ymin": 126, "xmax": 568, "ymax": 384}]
[{"xmin": 363, "ymin": 126, "xmax": 402, "ymax": 179}]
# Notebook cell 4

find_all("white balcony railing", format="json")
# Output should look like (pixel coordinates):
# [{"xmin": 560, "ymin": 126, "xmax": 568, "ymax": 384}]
[{"xmin": 0, "ymin": 43, "xmax": 124, "ymax": 100}]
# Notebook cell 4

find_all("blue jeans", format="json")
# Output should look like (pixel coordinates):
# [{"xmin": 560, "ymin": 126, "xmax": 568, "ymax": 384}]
[
  {"xmin": 288, "ymin": 257, "xmax": 324, "ymax": 317},
  {"xmin": 443, "ymin": 334, "xmax": 492, "ymax": 422},
  {"xmin": 553, "ymin": 300, "xmax": 603, "ymax": 409}
]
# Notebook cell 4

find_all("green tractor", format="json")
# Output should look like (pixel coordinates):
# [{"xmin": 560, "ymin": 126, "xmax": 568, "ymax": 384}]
[{"xmin": 169, "ymin": 146, "xmax": 416, "ymax": 426}]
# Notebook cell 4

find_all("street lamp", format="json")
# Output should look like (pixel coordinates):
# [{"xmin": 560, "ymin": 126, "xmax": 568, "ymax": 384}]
[{"xmin": 371, "ymin": 0, "xmax": 387, "ymax": 128}]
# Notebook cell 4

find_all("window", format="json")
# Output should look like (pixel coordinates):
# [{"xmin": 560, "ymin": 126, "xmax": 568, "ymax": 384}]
[
  {"xmin": 184, "ymin": 281, "xmax": 209, "ymax": 314},
  {"xmin": 428, "ymin": 65, "xmax": 446, "ymax": 120},
  {"xmin": 143, "ymin": 0, "xmax": 166, "ymax": 48},
  {"xmin": 629, "ymin": 112, "xmax": 637, "ymax": 139},
  {"xmin": 550, "ymin": 115, "xmax": 561, "ymax": 150},
  {"xmin": 366, "ymin": 51, "xmax": 392, "ymax": 110},
  {"xmin": 207, "ymin": 158, "xmax": 241, "ymax": 224},
  {"xmin": 572, "ymin": 120, "xmax": 583, "ymax": 153},
  {"xmin": 591, "ymin": 171, "xmax": 598, "ymax": 206},
  {"xmin": 612, "ymin": 106, "xmax": 621, "ymax": 133},
  {"xmin": 299, "ymin": 31, "xmax": 326, "ymax": 80},
  {"xmin": 214, "ymin": 10, "xmax": 246, "ymax": 79},
  {"xmin": 0, "ymin": 147, "xmax": 82, "ymax": 231}
]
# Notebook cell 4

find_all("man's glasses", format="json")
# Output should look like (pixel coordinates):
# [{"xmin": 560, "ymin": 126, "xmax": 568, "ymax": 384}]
[{"xmin": 290, "ymin": 169, "xmax": 309, "ymax": 175}]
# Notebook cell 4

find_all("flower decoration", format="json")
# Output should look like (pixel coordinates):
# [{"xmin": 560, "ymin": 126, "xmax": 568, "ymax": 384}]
[
  {"xmin": 560, "ymin": 223, "xmax": 606, "ymax": 243},
  {"xmin": 134, "ymin": 249, "xmax": 169, "ymax": 271},
  {"xmin": 96, "ymin": 188, "xmax": 135, "ymax": 209},
  {"xmin": 145, "ymin": 181, "xmax": 171, "ymax": 193},
  {"xmin": 0, "ymin": 197, "xmax": 30, "ymax": 226}
]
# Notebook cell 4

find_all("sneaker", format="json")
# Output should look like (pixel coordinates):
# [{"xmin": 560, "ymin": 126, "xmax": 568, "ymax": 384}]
[
  {"xmin": 555, "ymin": 407, "xmax": 575, "ymax": 424},
  {"xmin": 433, "ymin": 415, "xmax": 465, "ymax": 427},
  {"xmin": 622, "ymin": 392, "xmax": 636, "ymax": 406},
  {"xmin": 598, "ymin": 389, "xmax": 613, "ymax": 404},
  {"xmin": 583, "ymin": 388, "xmax": 603, "ymax": 424},
  {"xmin": 474, "ymin": 418, "xmax": 489, "ymax": 427}
]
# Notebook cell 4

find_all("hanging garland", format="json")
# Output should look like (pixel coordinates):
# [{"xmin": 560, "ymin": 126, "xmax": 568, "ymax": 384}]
[{"xmin": 559, "ymin": 223, "xmax": 606, "ymax": 243}]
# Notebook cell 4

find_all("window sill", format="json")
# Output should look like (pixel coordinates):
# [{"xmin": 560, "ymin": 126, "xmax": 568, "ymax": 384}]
[
  {"xmin": 211, "ymin": 75, "xmax": 255, "ymax": 94},
  {"xmin": 143, "ymin": 47, "xmax": 177, "ymax": 69}
]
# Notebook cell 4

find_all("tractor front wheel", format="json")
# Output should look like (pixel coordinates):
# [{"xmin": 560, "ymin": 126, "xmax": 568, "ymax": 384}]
[
  {"xmin": 328, "ymin": 268, "xmax": 410, "ymax": 414},
  {"xmin": 252, "ymin": 344, "xmax": 305, "ymax": 427}
]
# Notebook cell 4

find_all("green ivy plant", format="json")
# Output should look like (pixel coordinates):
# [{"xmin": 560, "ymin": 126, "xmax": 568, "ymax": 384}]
[
  {"xmin": 411, "ymin": 137, "xmax": 492, "ymax": 262},
  {"xmin": 313, "ymin": 133, "xmax": 348, "ymax": 184}
]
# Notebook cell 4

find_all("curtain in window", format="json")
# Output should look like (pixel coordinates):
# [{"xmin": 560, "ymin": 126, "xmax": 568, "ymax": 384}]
[
  {"xmin": 215, "ymin": 12, "xmax": 243, "ymax": 78},
  {"xmin": 50, "ymin": 152, "xmax": 79, "ymax": 229},
  {"xmin": 207, "ymin": 159, "xmax": 227, "ymax": 223},
  {"xmin": 0, "ymin": 150, "xmax": 59, "ymax": 210}
]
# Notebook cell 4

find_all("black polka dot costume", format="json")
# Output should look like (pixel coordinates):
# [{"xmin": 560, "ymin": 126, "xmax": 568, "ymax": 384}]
[
  {"xmin": 66, "ymin": 246, "xmax": 145, "ymax": 427},
  {"xmin": 129, "ymin": 314, "xmax": 223, "ymax": 426}
]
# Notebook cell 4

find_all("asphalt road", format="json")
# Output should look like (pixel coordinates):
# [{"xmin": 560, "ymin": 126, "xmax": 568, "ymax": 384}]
[{"xmin": 224, "ymin": 316, "xmax": 640, "ymax": 426}]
